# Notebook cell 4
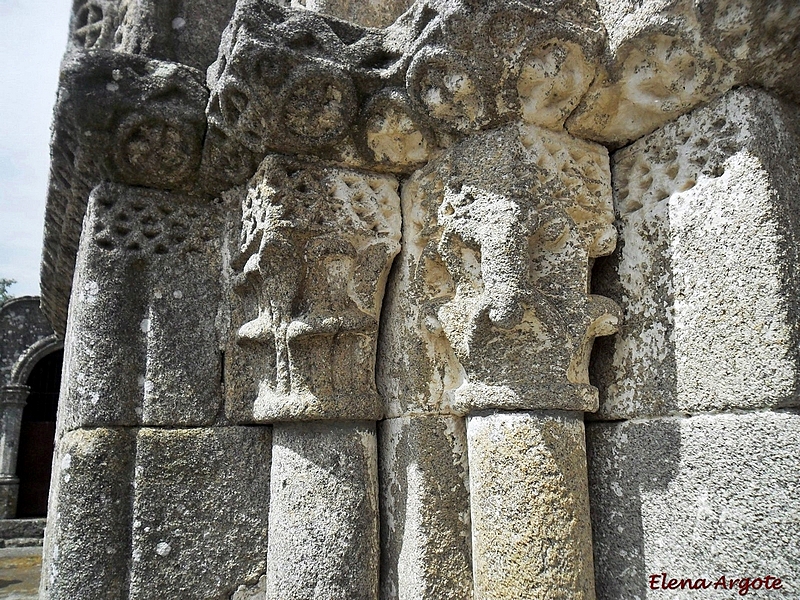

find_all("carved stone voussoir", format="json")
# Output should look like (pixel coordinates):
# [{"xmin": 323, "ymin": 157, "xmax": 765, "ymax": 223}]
[
  {"xmin": 69, "ymin": 0, "xmax": 239, "ymax": 71},
  {"xmin": 204, "ymin": 0, "xmax": 409, "ymax": 175},
  {"xmin": 568, "ymin": 0, "xmax": 800, "ymax": 145},
  {"xmin": 381, "ymin": 124, "xmax": 620, "ymax": 417},
  {"xmin": 226, "ymin": 155, "xmax": 401, "ymax": 422},
  {"xmin": 202, "ymin": 0, "xmax": 606, "ymax": 186},
  {"xmin": 58, "ymin": 50, "xmax": 208, "ymax": 191}
]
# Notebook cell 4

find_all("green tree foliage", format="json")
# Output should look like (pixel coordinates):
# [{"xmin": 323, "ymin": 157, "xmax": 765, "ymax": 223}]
[{"xmin": 0, "ymin": 278, "xmax": 15, "ymax": 306}]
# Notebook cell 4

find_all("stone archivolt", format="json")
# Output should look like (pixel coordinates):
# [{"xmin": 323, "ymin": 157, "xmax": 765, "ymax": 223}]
[{"xmin": 37, "ymin": 0, "xmax": 800, "ymax": 599}]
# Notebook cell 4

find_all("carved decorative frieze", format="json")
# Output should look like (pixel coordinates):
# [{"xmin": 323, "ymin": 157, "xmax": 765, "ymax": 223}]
[
  {"xmin": 567, "ymin": 0, "xmax": 800, "ymax": 145},
  {"xmin": 226, "ymin": 156, "xmax": 401, "ymax": 422},
  {"xmin": 203, "ymin": 0, "xmax": 605, "ymax": 186}
]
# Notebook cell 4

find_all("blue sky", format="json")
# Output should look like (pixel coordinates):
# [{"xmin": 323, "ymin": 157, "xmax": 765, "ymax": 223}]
[{"xmin": 0, "ymin": 0, "xmax": 72, "ymax": 297}]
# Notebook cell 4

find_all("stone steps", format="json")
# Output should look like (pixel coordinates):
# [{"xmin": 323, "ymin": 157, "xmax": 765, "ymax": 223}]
[{"xmin": 0, "ymin": 518, "xmax": 46, "ymax": 548}]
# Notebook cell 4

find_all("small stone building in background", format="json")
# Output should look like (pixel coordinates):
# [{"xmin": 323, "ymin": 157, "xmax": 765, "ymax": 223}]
[{"xmin": 0, "ymin": 297, "xmax": 61, "ymax": 529}]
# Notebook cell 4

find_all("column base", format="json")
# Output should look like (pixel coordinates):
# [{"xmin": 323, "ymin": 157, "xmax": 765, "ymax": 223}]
[{"xmin": 0, "ymin": 477, "xmax": 20, "ymax": 519}]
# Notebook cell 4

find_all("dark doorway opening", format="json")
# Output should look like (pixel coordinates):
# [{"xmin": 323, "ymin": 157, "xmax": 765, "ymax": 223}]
[{"xmin": 17, "ymin": 349, "xmax": 62, "ymax": 518}]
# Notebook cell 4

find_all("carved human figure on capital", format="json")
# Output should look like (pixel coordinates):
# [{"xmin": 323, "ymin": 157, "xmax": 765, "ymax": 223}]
[
  {"xmin": 402, "ymin": 124, "xmax": 621, "ymax": 414},
  {"xmin": 234, "ymin": 155, "xmax": 401, "ymax": 421}
]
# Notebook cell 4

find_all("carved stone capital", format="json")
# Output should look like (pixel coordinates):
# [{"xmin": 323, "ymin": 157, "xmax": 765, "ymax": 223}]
[
  {"xmin": 381, "ymin": 124, "xmax": 620, "ymax": 416},
  {"xmin": 227, "ymin": 156, "xmax": 401, "ymax": 422},
  {"xmin": 40, "ymin": 49, "xmax": 209, "ymax": 334},
  {"xmin": 60, "ymin": 183, "xmax": 224, "ymax": 431}
]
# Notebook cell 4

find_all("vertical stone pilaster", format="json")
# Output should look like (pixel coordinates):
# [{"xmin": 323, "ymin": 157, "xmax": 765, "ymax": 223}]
[
  {"xmin": 379, "ymin": 415, "xmax": 473, "ymax": 600},
  {"xmin": 40, "ymin": 428, "xmax": 135, "ymax": 600},
  {"xmin": 0, "ymin": 385, "xmax": 28, "ymax": 518},
  {"xmin": 589, "ymin": 87, "xmax": 800, "ymax": 595}
]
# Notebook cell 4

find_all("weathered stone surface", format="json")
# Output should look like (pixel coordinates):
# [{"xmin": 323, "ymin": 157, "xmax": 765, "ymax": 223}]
[
  {"xmin": 231, "ymin": 574, "xmax": 267, "ymax": 600},
  {"xmin": 69, "ymin": 0, "xmax": 238, "ymax": 70},
  {"xmin": 378, "ymin": 123, "xmax": 620, "ymax": 418},
  {"xmin": 203, "ymin": 0, "xmax": 605, "ymax": 187},
  {"xmin": 298, "ymin": 0, "xmax": 414, "ymax": 29},
  {"xmin": 592, "ymin": 87, "xmax": 800, "ymax": 419},
  {"xmin": 266, "ymin": 421, "xmax": 379, "ymax": 600},
  {"xmin": 567, "ymin": 0, "xmax": 800, "ymax": 145},
  {"xmin": 40, "ymin": 50, "xmax": 209, "ymax": 335},
  {"xmin": 60, "ymin": 183, "xmax": 223, "ymax": 430},
  {"xmin": 588, "ymin": 410, "xmax": 800, "ymax": 599},
  {"xmin": 402, "ymin": 0, "xmax": 604, "ymax": 136},
  {"xmin": 695, "ymin": 0, "xmax": 800, "ymax": 102},
  {"xmin": 129, "ymin": 427, "xmax": 271, "ymax": 599},
  {"xmin": 467, "ymin": 411, "xmax": 595, "ymax": 600},
  {"xmin": 40, "ymin": 428, "xmax": 135, "ymax": 600},
  {"xmin": 225, "ymin": 157, "xmax": 400, "ymax": 422},
  {"xmin": 379, "ymin": 415, "xmax": 472, "ymax": 600},
  {"xmin": 36, "ymin": 1, "xmax": 800, "ymax": 598}
]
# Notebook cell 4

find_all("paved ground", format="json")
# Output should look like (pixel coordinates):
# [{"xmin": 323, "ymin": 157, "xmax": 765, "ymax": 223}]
[{"xmin": 0, "ymin": 548, "xmax": 41, "ymax": 600}]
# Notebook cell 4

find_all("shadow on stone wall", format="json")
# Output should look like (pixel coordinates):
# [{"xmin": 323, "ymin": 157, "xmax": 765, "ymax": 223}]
[{"xmin": 586, "ymin": 418, "xmax": 681, "ymax": 599}]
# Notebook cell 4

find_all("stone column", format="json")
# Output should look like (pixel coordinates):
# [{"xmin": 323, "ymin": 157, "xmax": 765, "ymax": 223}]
[
  {"xmin": 267, "ymin": 421, "xmax": 379, "ymax": 599},
  {"xmin": 0, "ymin": 385, "xmax": 29, "ymax": 518},
  {"xmin": 226, "ymin": 156, "xmax": 401, "ymax": 599},
  {"xmin": 467, "ymin": 411, "xmax": 595, "ymax": 599},
  {"xmin": 380, "ymin": 123, "xmax": 620, "ymax": 599}
]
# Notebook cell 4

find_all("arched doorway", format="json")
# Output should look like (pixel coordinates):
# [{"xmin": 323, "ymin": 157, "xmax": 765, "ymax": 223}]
[{"xmin": 16, "ymin": 349, "xmax": 62, "ymax": 518}]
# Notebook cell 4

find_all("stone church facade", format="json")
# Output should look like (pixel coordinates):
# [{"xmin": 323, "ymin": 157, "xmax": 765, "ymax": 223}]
[{"xmin": 37, "ymin": 0, "xmax": 799, "ymax": 598}]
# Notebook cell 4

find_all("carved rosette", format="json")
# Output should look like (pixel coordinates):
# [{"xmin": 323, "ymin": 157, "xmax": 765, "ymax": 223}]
[
  {"xmin": 230, "ymin": 155, "xmax": 402, "ymax": 422},
  {"xmin": 41, "ymin": 50, "xmax": 209, "ymax": 333},
  {"xmin": 203, "ymin": 0, "xmax": 606, "ymax": 187}
]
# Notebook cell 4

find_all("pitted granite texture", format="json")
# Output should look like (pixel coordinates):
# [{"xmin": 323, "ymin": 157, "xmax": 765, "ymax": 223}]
[
  {"xmin": 588, "ymin": 410, "xmax": 800, "ymax": 599},
  {"xmin": 35, "ymin": 0, "xmax": 800, "ymax": 598},
  {"xmin": 591, "ymin": 87, "xmax": 800, "ymax": 420}
]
